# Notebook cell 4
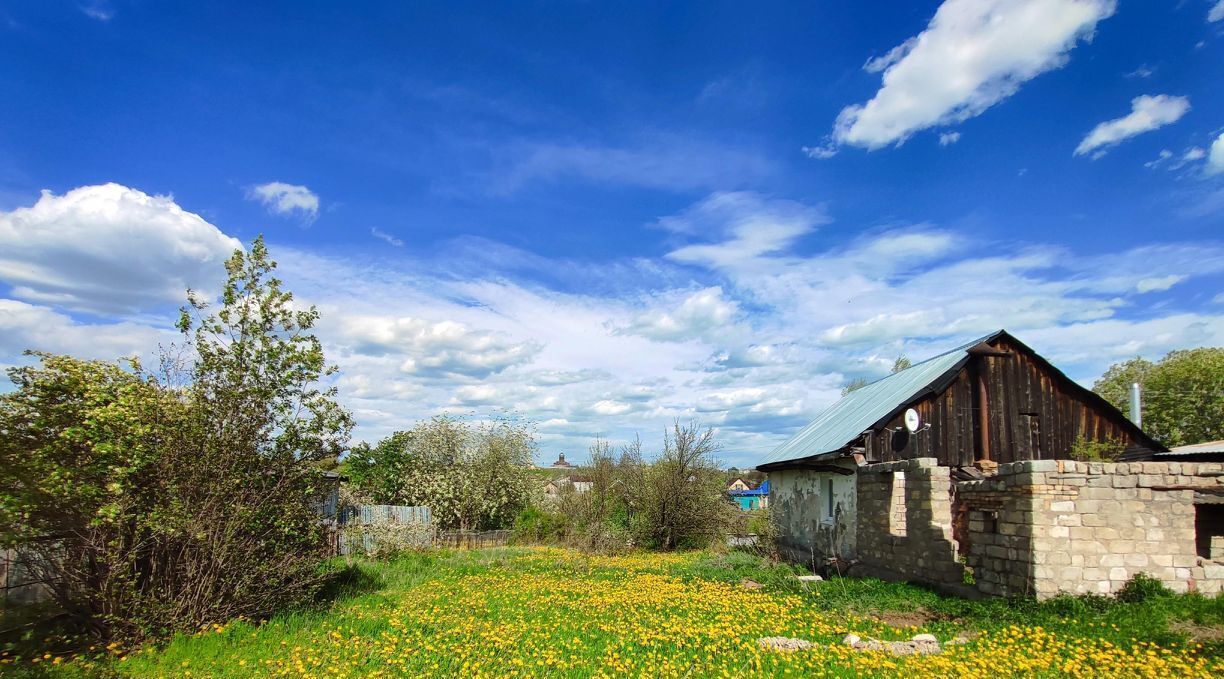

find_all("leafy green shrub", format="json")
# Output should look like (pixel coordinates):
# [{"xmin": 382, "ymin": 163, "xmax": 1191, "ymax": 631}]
[
  {"xmin": 1116, "ymin": 573, "xmax": 1174, "ymax": 603},
  {"xmin": 0, "ymin": 238, "xmax": 352, "ymax": 640},
  {"xmin": 513, "ymin": 507, "xmax": 566, "ymax": 544},
  {"xmin": 1067, "ymin": 435, "xmax": 1125, "ymax": 461}
]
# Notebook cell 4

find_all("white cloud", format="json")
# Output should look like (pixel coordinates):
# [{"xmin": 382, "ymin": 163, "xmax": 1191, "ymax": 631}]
[
  {"xmin": 1210, "ymin": 1, "xmax": 1224, "ymax": 23},
  {"xmin": 801, "ymin": 143, "xmax": 838, "ymax": 159},
  {"xmin": 1147, "ymin": 146, "xmax": 1209, "ymax": 171},
  {"xmin": 1124, "ymin": 64, "xmax": 1155, "ymax": 79},
  {"xmin": 938, "ymin": 132, "xmax": 961, "ymax": 146},
  {"xmin": 247, "ymin": 182, "xmax": 320, "ymax": 220},
  {"xmin": 1145, "ymin": 149, "xmax": 1175, "ymax": 168},
  {"xmin": 833, "ymin": 0, "xmax": 1115, "ymax": 149},
  {"xmin": 1135, "ymin": 275, "xmax": 1185, "ymax": 293},
  {"xmin": 370, "ymin": 227, "xmax": 404, "ymax": 247},
  {"xmin": 662, "ymin": 192, "xmax": 830, "ymax": 269},
  {"xmin": 0, "ymin": 299, "xmax": 170, "ymax": 361},
  {"xmin": 1074, "ymin": 95, "xmax": 1191, "ymax": 157},
  {"xmin": 620, "ymin": 287, "xmax": 739, "ymax": 342},
  {"xmin": 79, "ymin": 3, "xmax": 114, "ymax": 21},
  {"xmin": 488, "ymin": 135, "xmax": 771, "ymax": 194},
  {"xmin": 0, "ymin": 184, "xmax": 242, "ymax": 313},
  {"xmin": 1209, "ymin": 132, "xmax": 1224, "ymax": 176},
  {"xmin": 334, "ymin": 315, "xmax": 541, "ymax": 379}
]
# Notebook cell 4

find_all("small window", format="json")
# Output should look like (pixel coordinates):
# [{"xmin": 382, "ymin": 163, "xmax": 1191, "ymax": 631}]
[{"xmin": 889, "ymin": 472, "xmax": 907, "ymax": 537}]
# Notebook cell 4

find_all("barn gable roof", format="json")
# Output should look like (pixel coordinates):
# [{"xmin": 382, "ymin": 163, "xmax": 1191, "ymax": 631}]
[{"xmin": 757, "ymin": 330, "xmax": 1164, "ymax": 471}]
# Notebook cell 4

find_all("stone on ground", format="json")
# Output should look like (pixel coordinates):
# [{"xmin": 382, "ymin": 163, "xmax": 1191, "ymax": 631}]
[{"xmin": 757, "ymin": 637, "xmax": 814, "ymax": 652}]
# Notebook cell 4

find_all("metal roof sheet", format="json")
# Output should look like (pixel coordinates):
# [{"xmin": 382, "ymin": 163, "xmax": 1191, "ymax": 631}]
[{"xmin": 758, "ymin": 333, "xmax": 1000, "ymax": 468}]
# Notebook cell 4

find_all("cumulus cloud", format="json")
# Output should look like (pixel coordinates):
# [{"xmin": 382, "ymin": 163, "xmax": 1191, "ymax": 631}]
[
  {"xmin": 1074, "ymin": 95, "xmax": 1191, "ymax": 157},
  {"xmin": 0, "ymin": 299, "xmax": 170, "ymax": 361},
  {"xmin": 938, "ymin": 132, "xmax": 961, "ymax": 146},
  {"xmin": 247, "ymin": 182, "xmax": 320, "ymax": 220},
  {"xmin": 620, "ymin": 287, "xmax": 739, "ymax": 342},
  {"xmin": 1209, "ymin": 132, "xmax": 1224, "ymax": 176},
  {"xmin": 0, "ymin": 184, "xmax": 242, "ymax": 313},
  {"xmin": 334, "ymin": 315, "xmax": 541, "ymax": 379},
  {"xmin": 1210, "ymin": 0, "xmax": 1224, "ymax": 23},
  {"xmin": 832, "ymin": 0, "xmax": 1115, "ymax": 149}
]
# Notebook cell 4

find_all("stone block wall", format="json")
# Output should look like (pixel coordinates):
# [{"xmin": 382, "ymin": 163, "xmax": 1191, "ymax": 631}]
[
  {"xmin": 846, "ymin": 457, "xmax": 1224, "ymax": 599},
  {"xmin": 959, "ymin": 459, "xmax": 1224, "ymax": 597},
  {"xmin": 854, "ymin": 458, "xmax": 969, "ymax": 592}
]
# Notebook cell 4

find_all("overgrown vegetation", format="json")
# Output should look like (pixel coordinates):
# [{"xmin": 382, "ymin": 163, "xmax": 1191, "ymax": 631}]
[
  {"xmin": 523, "ymin": 423, "xmax": 735, "ymax": 552},
  {"xmin": 6, "ymin": 548, "xmax": 1220, "ymax": 677},
  {"xmin": 344, "ymin": 415, "xmax": 538, "ymax": 531},
  {"xmin": 1067, "ymin": 435, "xmax": 1127, "ymax": 461},
  {"xmin": 0, "ymin": 238, "xmax": 352, "ymax": 641}
]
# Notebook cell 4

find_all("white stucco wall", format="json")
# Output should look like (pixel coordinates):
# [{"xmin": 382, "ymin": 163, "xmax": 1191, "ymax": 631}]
[{"xmin": 769, "ymin": 463, "xmax": 857, "ymax": 562}]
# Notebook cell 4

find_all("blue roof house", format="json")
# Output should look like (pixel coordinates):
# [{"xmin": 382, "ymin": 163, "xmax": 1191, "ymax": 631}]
[{"xmin": 728, "ymin": 479, "xmax": 769, "ymax": 511}]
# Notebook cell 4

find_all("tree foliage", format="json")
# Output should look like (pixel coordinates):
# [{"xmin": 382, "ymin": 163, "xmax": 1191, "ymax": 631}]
[
  {"xmin": 635, "ymin": 423, "xmax": 735, "ymax": 550},
  {"xmin": 346, "ymin": 415, "xmax": 537, "ymax": 531},
  {"xmin": 1093, "ymin": 348, "xmax": 1223, "ymax": 446},
  {"xmin": 0, "ymin": 237, "xmax": 352, "ymax": 639},
  {"xmin": 537, "ymin": 423, "xmax": 734, "ymax": 552}
]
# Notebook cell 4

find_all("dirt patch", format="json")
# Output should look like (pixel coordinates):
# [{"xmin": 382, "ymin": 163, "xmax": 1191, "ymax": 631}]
[
  {"xmin": 1170, "ymin": 620, "xmax": 1224, "ymax": 644},
  {"xmin": 871, "ymin": 609, "xmax": 940, "ymax": 629}
]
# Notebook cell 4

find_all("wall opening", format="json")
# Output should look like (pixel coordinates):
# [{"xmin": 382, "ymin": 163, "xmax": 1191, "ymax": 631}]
[
  {"xmin": 888, "ymin": 472, "xmax": 907, "ymax": 537},
  {"xmin": 823, "ymin": 477, "xmax": 835, "ymax": 522},
  {"xmin": 1196, "ymin": 504, "xmax": 1224, "ymax": 561},
  {"xmin": 975, "ymin": 509, "xmax": 999, "ymax": 534}
]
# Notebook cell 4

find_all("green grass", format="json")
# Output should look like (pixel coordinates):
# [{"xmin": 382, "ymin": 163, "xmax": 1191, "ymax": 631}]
[{"xmin": 2, "ymin": 547, "xmax": 1222, "ymax": 677}]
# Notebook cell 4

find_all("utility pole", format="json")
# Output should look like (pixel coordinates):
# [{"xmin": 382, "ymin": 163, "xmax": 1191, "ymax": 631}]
[{"xmin": 1129, "ymin": 382, "xmax": 1142, "ymax": 428}]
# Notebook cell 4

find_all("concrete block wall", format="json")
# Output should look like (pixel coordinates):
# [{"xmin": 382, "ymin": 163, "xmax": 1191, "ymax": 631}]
[
  {"xmin": 855, "ymin": 458, "xmax": 967, "ymax": 590},
  {"xmin": 959, "ymin": 459, "xmax": 1224, "ymax": 597}
]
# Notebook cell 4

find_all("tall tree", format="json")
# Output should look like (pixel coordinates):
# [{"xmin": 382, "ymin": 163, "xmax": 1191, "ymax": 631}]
[
  {"xmin": 0, "ymin": 236, "xmax": 353, "ymax": 639},
  {"xmin": 1093, "ymin": 348, "xmax": 1223, "ymax": 447}
]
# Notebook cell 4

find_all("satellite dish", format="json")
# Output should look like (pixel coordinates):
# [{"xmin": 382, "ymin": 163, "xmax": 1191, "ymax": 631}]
[{"xmin": 904, "ymin": 408, "xmax": 922, "ymax": 433}]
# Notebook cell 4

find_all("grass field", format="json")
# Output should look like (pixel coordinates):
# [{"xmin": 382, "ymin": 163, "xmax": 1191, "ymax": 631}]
[{"xmin": 3, "ymin": 547, "xmax": 1223, "ymax": 677}]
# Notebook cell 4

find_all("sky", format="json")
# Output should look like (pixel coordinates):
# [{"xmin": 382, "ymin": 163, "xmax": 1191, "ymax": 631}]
[{"xmin": 1, "ymin": 0, "xmax": 1222, "ymax": 468}]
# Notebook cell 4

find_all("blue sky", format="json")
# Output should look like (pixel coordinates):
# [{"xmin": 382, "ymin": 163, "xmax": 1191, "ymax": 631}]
[{"xmin": 1, "ymin": 0, "xmax": 1222, "ymax": 467}]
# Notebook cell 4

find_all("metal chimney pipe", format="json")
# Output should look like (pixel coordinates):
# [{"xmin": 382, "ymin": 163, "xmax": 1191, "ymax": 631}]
[{"xmin": 1129, "ymin": 382, "xmax": 1142, "ymax": 428}]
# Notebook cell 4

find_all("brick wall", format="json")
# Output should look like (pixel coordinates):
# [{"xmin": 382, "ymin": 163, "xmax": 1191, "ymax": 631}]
[
  {"xmin": 958, "ymin": 459, "xmax": 1224, "ymax": 597},
  {"xmin": 846, "ymin": 457, "xmax": 1224, "ymax": 599},
  {"xmin": 854, "ymin": 458, "xmax": 969, "ymax": 593}
]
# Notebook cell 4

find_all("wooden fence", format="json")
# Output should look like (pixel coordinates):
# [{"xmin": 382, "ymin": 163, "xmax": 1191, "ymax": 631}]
[
  {"xmin": 434, "ymin": 530, "xmax": 513, "ymax": 549},
  {"xmin": 334, "ymin": 504, "xmax": 433, "ymax": 556},
  {"xmin": 331, "ymin": 504, "xmax": 515, "ymax": 554},
  {"xmin": 1, "ymin": 538, "xmax": 59, "ymax": 611}
]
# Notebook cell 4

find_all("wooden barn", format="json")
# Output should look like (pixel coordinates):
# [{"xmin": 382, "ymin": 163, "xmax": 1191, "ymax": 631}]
[
  {"xmin": 761, "ymin": 329, "xmax": 1162, "ymax": 473},
  {"xmin": 754, "ymin": 331, "xmax": 1224, "ymax": 599}
]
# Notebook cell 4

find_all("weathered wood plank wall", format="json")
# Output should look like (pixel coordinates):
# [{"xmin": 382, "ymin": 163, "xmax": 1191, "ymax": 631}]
[{"xmin": 867, "ymin": 336, "xmax": 1149, "ymax": 466}]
